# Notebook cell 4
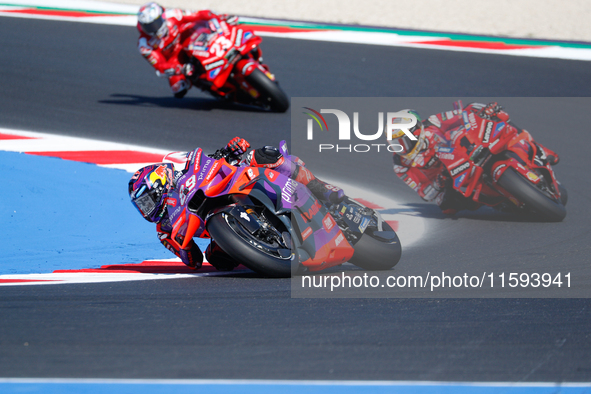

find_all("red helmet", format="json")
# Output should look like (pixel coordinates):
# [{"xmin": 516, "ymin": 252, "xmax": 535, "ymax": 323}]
[
  {"xmin": 128, "ymin": 163, "xmax": 175, "ymax": 223},
  {"xmin": 138, "ymin": 2, "xmax": 168, "ymax": 38}
]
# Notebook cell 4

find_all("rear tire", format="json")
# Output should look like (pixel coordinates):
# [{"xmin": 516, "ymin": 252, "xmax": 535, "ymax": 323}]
[
  {"xmin": 207, "ymin": 213, "xmax": 292, "ymax": 278},
  {"xmin": 348, "ymin": 222, "xmax": 402, "ymax": 271},
  {"xmin": 497, "ymin": 168, "xmax": 566, "ymax": 222},
  {"xmin": 245, "ymin": 68, "xmax": 290, "ymax": 113}
]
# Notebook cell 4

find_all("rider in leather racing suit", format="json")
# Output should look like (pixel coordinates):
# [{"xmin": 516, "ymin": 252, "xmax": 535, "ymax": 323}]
[
  {"xmin": 389, "ymin": 103, "xmax": 560, "ymax": 215},
  {"xmin": 137, "ymin": 2, "xmax": 238, "ymax": 98},
  {"xmin": 128, "ymin": 137, "xmax": 344, "ymax": 270}
]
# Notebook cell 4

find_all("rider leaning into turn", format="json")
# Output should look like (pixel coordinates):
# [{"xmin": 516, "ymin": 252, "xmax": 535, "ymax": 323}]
[
  {"xmin": 128, "ymin": 137, "xmax": 344, "ymax": 270},
  {"xmin": 136, "ymin": 2, "xmax": 238, "ymax": 98},
  {"xmin": 388, "ymin": 103, "xmax": 560, "ymax": 215}
]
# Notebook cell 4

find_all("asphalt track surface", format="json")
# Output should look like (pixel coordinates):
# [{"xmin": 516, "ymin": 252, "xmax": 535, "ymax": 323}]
[{"xmin": 1, "ymin": 17, "xmax": 591, "ymax": 381}]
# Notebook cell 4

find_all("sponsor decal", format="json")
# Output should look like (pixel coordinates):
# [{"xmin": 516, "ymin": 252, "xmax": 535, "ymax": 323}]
[
  {"xmin": 281, "ymin": 178, "xmax": 297, "ymax": 203},
  {"xmin": 302, "ymin": 227, "xmax": 313, "ymax": 240},
  {"xmin": 454, "ymin": 173, "xmax": 467, "ymax": 188},
  {"xmin": 492, "ymin": 164, "xmax": 507, "ymax": 181},
  {"xmin": 301, "ymin": 200, "xmax": 322, "ymax": 222},
  {"xmin": 483, "ymin": 121, "xmax": 494, "ymax": 143},
  {"xmin": 198, "ymin": 158, "xmax": 212, "ymax": 182},
  {"xmin": 428, "ymin": 115, "xmax": 441, "ymax": 128},
  {"xmin": 203, "ymin": 160, "xmax": 220, "ymax": 185},
  {"xmin": 404, "ymin": 178, "xmax": 418, "ymax": 191},
  {"xmin": 437, "ymin": 146, "xmax": 454, "ymax": 153},
  {"xmin": 358, "ymin": 217, "xmax": 370, "ymax": 233},
  {"xmin": 526, "ymin": 171, "xmax": 540, "ymax": 182},
  {"xmin": 266, "ymin": 169, "xmax": 277, "ymax": 180},
  {"xmin": 192, "ymin": 50, "xmax": 210, "ymax": 58},
  {"xmin": 335, "ymin": 233, "xmax": 345, "ymax": 246},
  {"xmin": 492, "ymin": 122, "xmax": 505, "ymax": 139},
  {"xmin": 194, "ymin": 149, "xmax": 202, "ymax": 172},
  {"xmin": 445, "ymin": 111, "xmax": 454, "ymax": 119},
  {"xmin": 209, "ymin": 67, "xmax": 221, "ymax": 79},
  {"xmin": 204, "ymin": 60, "xmax": 224, "ymax": 71},
  {"xmin": 393, "ymin": 165, "xmax": 408, "ymax": 174},
  {"xmin": 242, "ymin": 31, "xmax": 253, "ymax": 43},
  {"xmin": 468, "ymin": 112, "xmax": 478, "ymax": 130},
  {"xmin": 323, "ymin": 214, "xmax": 335, "ymax": 232},
  {"xmin": 247, "ymin": 168, "xmax": 255, "ymax": 180},
  {"xmin": 450, "ymin": 161, "xmax": 470, "ymax": 177},
  {"xmin": 166, "ymin": 197, "xmax": 177, "ymax": 207},
  {"xmin": 462, "ymin": 111, "xmax": 470, "ymax": 130},
  {"xmin": 235, "ymin": 29, "xmax": 243, "ymax": 47},
  {"xmin": 438, "ymin": 152, "xmax": 455, "ymax": 160}
]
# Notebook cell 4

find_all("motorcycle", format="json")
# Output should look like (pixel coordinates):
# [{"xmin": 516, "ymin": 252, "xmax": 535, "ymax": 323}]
[
  {"xmin": 163, "ymin": 141, "xmax": 401, "ymax": 277},
  {"xmin": 170, "ymin": 16, "xmax": 289, "ymax": 112},
  {"xmin": 435, "ymin": 100, "xmax": 567, "ymax": 222}
]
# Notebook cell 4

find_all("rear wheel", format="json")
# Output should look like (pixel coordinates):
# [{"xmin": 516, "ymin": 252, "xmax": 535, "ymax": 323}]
[
  {"xmin": 348, "ymin": 221, "xmax": 402, "ymax": 271},
  {"xmin": 497, "ymin": 168, "xmax": 566, "ymax": 222},
  {"xmin": 206, "ymin": 212, "xmax": 293, "ymax": 278},
  {"xmin": 245, "ymin": 68, "xmax": 290, "ymax": 113}
]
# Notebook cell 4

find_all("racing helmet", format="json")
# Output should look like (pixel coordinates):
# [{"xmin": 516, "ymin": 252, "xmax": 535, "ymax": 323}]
[
  {"xmin": 388, "ymin": 109, "xmax": 425, "ymax": 160},
  {"xmin": 138, "ymin": 2, "xmax": 168, "ymax": 38},
  {"xmin": 128, "ymin": 163, "xmax": 175, "ymax": 223}
]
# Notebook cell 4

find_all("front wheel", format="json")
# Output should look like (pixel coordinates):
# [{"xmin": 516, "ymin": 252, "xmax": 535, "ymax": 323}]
[
  {"xmin": 497, "ymin": 168, "xmax": 566, "ymax": 222},
  {"xmin": 206, "ymin": 212, "xmax": 293, "ymax": 278},
  {"xmin": 348, "ymin": 221, "xmax": 402, "ymax": 271},
  {"xmin": 245, "ymin": 68, "xmax": 290, "ymax": 113}
]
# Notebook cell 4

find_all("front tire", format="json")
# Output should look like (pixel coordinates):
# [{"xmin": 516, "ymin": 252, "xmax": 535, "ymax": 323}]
[
  {"xmin": 497, "ymin": 168, "xmax": 566, "ymax": 222},
  {"xmin": 348, "ymin": 222, "xmax": 402, "ymax": 271},
  {"xmin": 245, "ymin": 68, "xmax": 290, "ymax": 113},
  {"xmin": 206, "ymin": 212, "xmax": 292, "ymax": 278}
]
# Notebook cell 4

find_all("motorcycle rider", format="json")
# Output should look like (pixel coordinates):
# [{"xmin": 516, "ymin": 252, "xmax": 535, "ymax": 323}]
[
  {"xmin": 128, "ymin": 137, "xmax": 344, "ymax": 270},
  {"xmin": 388, "ymin": 103, "xmax": 560, "ymax": 215},
  {"xmin": 136, "ymin": 2, "xmax": 238, "ymax": 98}
]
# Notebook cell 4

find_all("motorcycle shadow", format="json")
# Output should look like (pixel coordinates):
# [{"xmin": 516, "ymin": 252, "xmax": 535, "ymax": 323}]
[
  {"xmin": 99, "ymin": 94, "xmax": 269, "ymax": 113},
  {"xmin": 393, "ymin": 203, "xmax": 556, "ymax": 223}
]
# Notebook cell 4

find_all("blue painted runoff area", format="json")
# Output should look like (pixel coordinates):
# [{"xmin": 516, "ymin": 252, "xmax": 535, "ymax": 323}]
[
  {"xmin": 0, "ymin": 151, "xmax": 208, "ymax": 275},
  {"xmin": 0, "ymin": 380, "xmax": 590, "ymax": 394}
]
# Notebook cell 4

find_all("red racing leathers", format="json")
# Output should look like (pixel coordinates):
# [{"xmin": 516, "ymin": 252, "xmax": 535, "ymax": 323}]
[
  {"xmin": 137, "ymin": 8, "xmax": 216, "ymax": 96},
  {"xmin": 393, "ymin": 108, "xmax": 475, "ymax": 213}
]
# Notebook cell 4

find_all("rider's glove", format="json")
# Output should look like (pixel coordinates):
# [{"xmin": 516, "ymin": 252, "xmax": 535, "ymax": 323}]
[
  {"xmin": 479, "ymin": 102, "xmax": 509, "ymax": 121},
  {"xmin": 163, "ymin": 64, "xmax": 183, "ymax": 77},
  {"xmin": 227, "ymin": 137, "xmax": 251, "ymax": 157},
  {"xmin": 433, "ymin": 173, "xmax": 448, "ymax": 191},
  {"xmin": 182, "ymin": 63, "xmax": 194, "ymax": 77},
  {"xmin": 220, "ymin": 14, "xmax": 239, "ymax": 25}
]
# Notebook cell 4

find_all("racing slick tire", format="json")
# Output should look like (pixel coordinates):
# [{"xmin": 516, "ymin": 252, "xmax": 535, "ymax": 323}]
[
  {"xmin": 498, "ymin": 168, "xmax": 566, "ymax": 222},
  {"xmin": 558, "ymin": 182, "xmax": 568, "ymax": 206},
  {"xmin": 207, "ymin": 212, "xmax": 292, "ymax": 278},
  {"xmin": 245, "ymin": 68, "xmax": 290, "ymax": 113},
  {"xmin": 348, "ymin": 221, "xmax": 402, "ymax": 271}
]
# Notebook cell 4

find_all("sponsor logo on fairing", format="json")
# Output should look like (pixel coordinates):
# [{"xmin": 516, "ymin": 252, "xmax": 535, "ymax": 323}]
[
  {"xmin": 302, "ymin": 227, "xmax": 313, "ymax": 240},
  {"xmin": 301, "ymin": 200, "xmax": 322, "ymax": 222},
  {"xmin": 204, "ymin": 60, "xmax": 224, "ymax": 71},
  {"xmin": 209, "ymin": 68, "xmax": 221, "ymax": 78},
  {"xmin": 483, "ymin": 121, "xmax": 494, "ymax": 143},
  {"xmin": 323, "ymin": 214, "xmax": 335, "ymax": 232},
  {"xmin": 281, "ymin": 179, "xmax": 297, "ymax": 203},
  {"xmin": 335, "ymin": 233, "xmax": 345, "ymax": 246},
  {"xmin": 454, "ymin": 173, "xmax": 467, "ymax": 188},
  {"xmin": 358, "ymin": 217, "xmax": 370, "ymax": 233},
  {"xmin": 449, "ymin": 161, "xmax": 470, "ymax": 177}
]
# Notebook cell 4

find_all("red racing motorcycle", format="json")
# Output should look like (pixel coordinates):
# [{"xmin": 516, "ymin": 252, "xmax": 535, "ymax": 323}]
[
  {"xmin": 436, "ymin": 101, "xmax": 567, "ymax": 222},
  {"xmin": 176, "ymin": 17, "xmax": 289, "ymax": 112}
]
